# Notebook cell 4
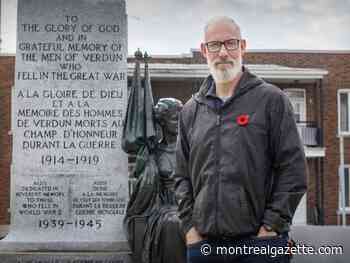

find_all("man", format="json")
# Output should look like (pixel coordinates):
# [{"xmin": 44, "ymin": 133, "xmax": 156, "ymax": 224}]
[{"xmin": 174, "ymin": 16, "xmax": 307, "ymax": 263}]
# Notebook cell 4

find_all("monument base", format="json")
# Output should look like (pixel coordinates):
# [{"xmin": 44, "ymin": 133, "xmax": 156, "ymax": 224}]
[
  {"xmin": 0, "ymin": 239, "xmax": 130, "ymax": 252},
  {"xmin": 0, "ymin": 251, "xmax": 131, "ymax": 263}
]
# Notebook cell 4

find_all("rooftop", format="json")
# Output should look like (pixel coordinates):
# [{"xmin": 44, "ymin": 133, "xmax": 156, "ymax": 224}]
[{"xmin": 128, "ymin": 63, "xmax": 328, "ymax": 82}]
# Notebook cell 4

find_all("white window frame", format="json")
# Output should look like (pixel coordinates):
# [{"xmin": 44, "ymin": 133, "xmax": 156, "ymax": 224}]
[
  {"xmin": 338, "ymin": 89, "xmax": 350, "ymax": 136},
  {"xmin": 284, "ymin": 88, "xmax": 306, "ymax": 123}
]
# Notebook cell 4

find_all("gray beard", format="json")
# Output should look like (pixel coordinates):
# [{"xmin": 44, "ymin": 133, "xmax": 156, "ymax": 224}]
[{"xmin": 209, "ymin": 57, "xmax": 242, "ymax": 84}]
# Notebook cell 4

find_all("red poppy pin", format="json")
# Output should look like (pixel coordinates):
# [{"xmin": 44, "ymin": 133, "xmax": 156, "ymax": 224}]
[{"xmin": 236, "ymin": 114, "xmax": 250, "ymax": 126}]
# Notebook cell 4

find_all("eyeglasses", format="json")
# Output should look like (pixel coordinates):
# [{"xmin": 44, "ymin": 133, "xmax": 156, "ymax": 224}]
[{"xmin": 205, "ymin": 39, "xmax": 240, "ymax": 53}]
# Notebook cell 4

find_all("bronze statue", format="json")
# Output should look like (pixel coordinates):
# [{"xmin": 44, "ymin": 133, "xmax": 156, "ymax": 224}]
[{"xmin": 122, "ymin": 51, "xmax": 186, "ymax": 263}]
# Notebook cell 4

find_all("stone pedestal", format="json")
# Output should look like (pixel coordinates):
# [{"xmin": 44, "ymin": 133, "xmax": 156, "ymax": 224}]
[
  {"xmin": 0, "ymin": 0, "xmax": 130, "ymax": 261},
  {"xmin": 0, "ymin": 252, "xmax": 130, "ymax": 263}
]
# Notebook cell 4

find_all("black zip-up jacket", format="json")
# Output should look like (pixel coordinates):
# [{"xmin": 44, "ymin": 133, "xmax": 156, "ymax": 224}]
[{"xmin": 174, "ymin": 67, "xmax": 307, "ymax": 238}]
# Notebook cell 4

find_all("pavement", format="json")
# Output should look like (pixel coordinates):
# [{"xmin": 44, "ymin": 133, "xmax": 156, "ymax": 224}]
[{"xmin": 290, "ymin": 225, "xmax": 350, "ymax": 263}]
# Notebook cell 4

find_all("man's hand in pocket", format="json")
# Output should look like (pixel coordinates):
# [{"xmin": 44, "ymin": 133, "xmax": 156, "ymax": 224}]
[
  {"xmin": 186, "ymin": 227, "xmax": 205, "ymax": 245},
  {"xmin": 257, "ymin": 225, "xmax": 278, "ymax": 238}
]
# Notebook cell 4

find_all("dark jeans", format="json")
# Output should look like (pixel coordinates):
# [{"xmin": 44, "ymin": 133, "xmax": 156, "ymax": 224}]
[{"xmin": 187, "ymin": 233, "xmax": 291, "ymax": 263}]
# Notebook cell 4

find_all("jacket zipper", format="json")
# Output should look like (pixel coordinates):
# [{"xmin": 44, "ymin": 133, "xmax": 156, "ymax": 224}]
[{"xmin": 214, "ymin": 111, "xmax": 221, "ymax": 236}]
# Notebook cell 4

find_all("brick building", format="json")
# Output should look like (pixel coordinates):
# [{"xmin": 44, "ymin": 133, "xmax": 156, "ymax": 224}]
[{"xmin": 1, "ymin": 49, "xmax": 350, "ymax": 234}]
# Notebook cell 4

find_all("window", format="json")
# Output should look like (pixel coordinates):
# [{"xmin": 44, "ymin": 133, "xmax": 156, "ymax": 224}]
[
  {"xmin": 338, "ymin": 90, "xmax": 350, "ymax": 135},
  {"xmin": 284, "ymin": 89, "xmax": 306, "ymax": 122},
  {"xmin": 339, "ymin": 166, "xmax": 350, "ymax": 209}
]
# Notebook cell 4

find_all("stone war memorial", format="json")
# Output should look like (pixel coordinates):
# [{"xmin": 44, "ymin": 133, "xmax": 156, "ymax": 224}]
[{"xmin": 0, "ymin": 0, "xmax": 130, "ymax": 262}]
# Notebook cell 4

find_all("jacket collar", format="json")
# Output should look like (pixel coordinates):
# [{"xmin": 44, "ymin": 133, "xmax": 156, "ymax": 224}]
[{"xmin": 194, "ymin": 66, "xmax": 264, "ymax": 107}]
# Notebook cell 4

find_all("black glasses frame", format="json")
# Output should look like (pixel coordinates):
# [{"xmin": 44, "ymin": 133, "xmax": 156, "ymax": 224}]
[{"xmin": 205, "ymin": 39, "xmax": 241, "ymax": 53}]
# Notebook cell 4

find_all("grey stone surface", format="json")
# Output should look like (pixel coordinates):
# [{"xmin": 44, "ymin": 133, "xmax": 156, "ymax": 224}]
[
  {"xmin": 1, "ymin": 0, "xmax": 129, "ymax": 252},
  {"xmin": 0, "ymin": 252, "xmax": 131, "ymax": 263},
  {"xmin": 290, "ymin": 225, "xmax": 350, "ymax": 263}
]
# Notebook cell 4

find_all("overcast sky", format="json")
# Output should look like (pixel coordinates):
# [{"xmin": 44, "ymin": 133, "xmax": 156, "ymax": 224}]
[{"xmin": 1, "ymin": 0, "xmax": 350, "ymax": 54}]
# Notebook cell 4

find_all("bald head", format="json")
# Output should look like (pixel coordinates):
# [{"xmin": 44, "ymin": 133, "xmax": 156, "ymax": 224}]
[{"xmin": 204, "ymin": 16, "xmax": 242, "ymax": 41}]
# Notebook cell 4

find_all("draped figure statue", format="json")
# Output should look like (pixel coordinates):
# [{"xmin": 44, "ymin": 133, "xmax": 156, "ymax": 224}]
[{"xmin": 122, "ymin": 51, "xmax": 186, "ymax": 263}]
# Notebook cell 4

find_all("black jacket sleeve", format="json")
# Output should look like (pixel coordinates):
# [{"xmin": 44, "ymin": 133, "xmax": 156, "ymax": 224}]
[
  {"xmin": 262, "ymin": 91, "xmax": 308, "ymax": 233},
  {"xmin": 174, "ymin": 110, "xmax": 195, "ymax": 235}
]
